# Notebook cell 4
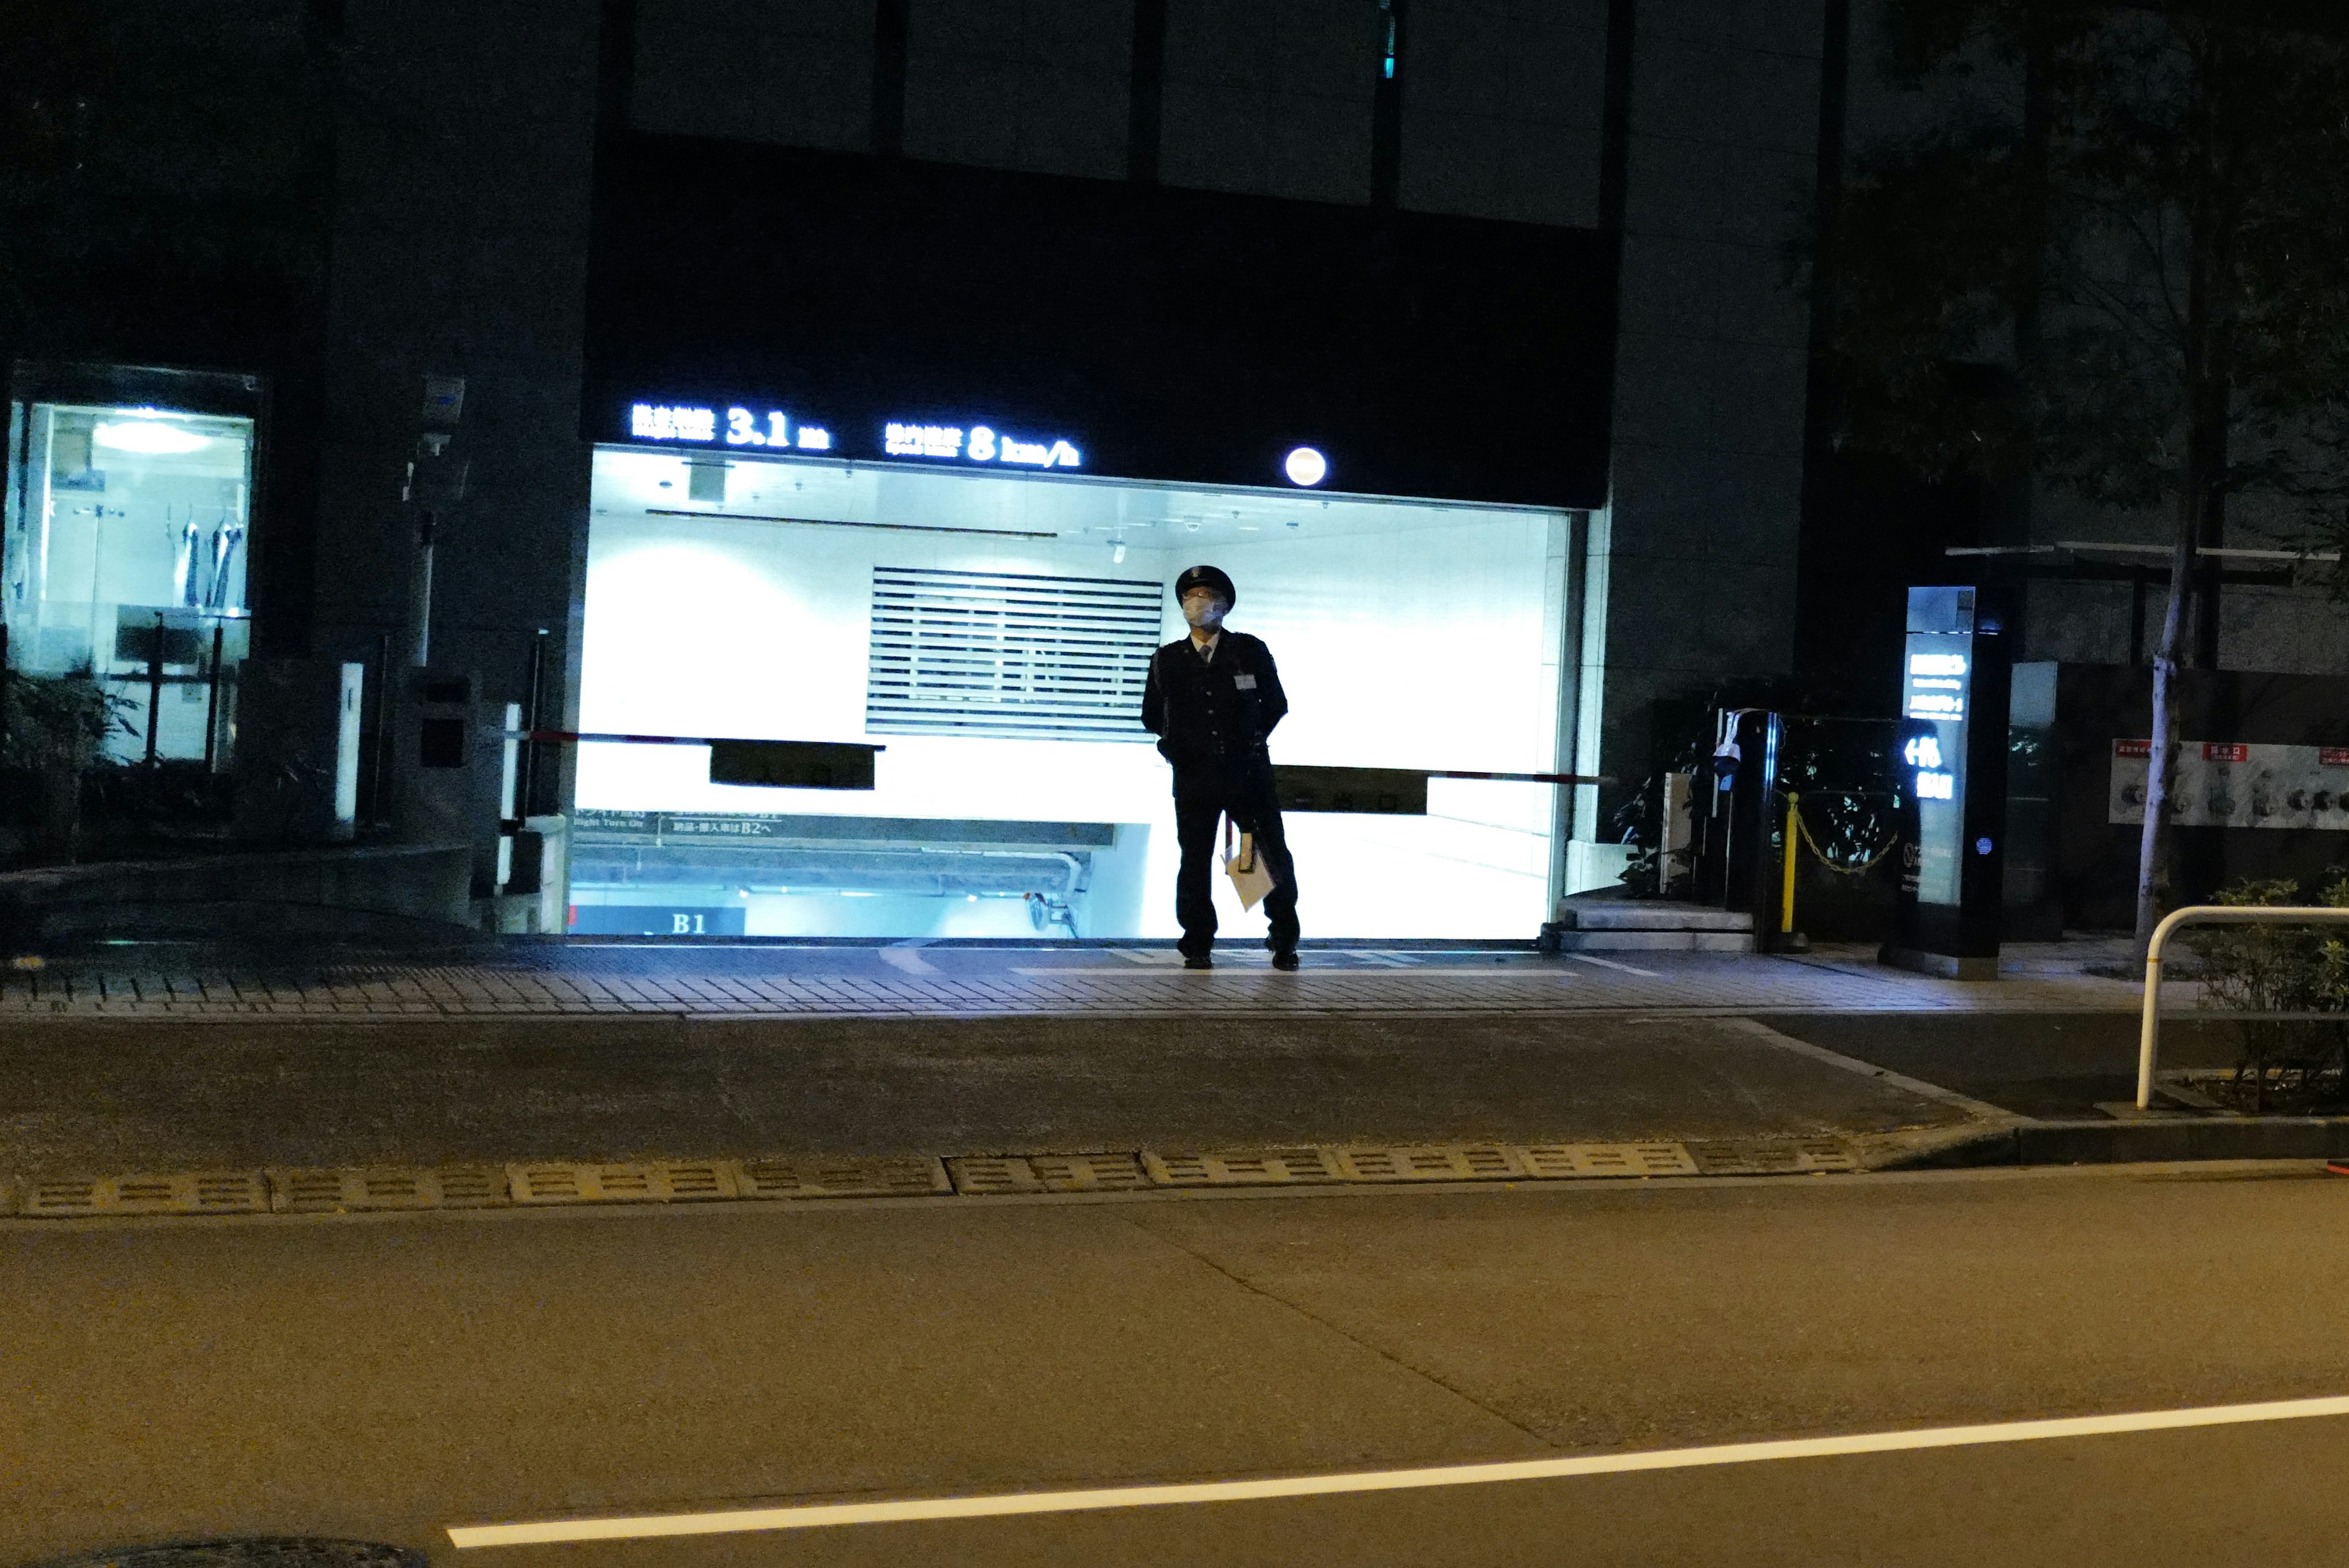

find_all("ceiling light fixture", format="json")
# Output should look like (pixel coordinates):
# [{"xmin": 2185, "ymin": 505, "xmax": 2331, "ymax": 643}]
[{"xmin": 92, "ymin": 416, "xmax": 209, "ymax": 456}]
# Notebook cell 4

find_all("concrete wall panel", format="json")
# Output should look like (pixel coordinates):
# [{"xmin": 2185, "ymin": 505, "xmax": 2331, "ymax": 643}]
[
  {"xmin": 632, "ymin": 0, "xmax": 875, "ymax": 151},
  {"xmin": 1159, "ymin": 0, "xmax": 1376, "ymax": 204},
  {"xmin": 1401, "ymin": 0, "xmax": 1606, "ymax": 226},
  {"xmin": 904, "ymin": 0, "xmax": 1133, "ymax": 179},
  {"xmin": 1584, "ymin": 0, "xmax": 1826, "ymax": 811}
]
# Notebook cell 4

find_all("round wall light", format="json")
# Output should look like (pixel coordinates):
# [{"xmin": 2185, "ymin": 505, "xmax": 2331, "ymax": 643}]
[{"xmin": 1282, "ymin": 446, "xmax": 1328, "ymax": 487}]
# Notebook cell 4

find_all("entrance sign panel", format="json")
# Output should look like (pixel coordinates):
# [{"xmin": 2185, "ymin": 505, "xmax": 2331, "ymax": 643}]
[{"xmin": 1883, "ymin": 585, "xmax": 2009, "ymax": 980}]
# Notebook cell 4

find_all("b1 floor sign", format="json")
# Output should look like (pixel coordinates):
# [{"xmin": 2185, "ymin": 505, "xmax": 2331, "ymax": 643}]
[
  {"xmin": 1883, "ymin": 585, "xmax": 2009, "ymax": 982},
  {"xmin": 2109, "ymin": 741, "xmax": 2349, "ymax": 829}
]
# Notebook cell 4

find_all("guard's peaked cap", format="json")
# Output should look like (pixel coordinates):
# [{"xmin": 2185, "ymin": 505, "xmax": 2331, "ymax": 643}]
[{"xmin": 1174, "ymin": 564, "xmax": 1236, "ymax": 608}]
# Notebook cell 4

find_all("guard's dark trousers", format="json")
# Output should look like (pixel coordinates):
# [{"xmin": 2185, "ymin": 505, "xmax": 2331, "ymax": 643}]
[{"xmin": 1173, "ymin": 760, "xmax": 1299, "ymax": 959}]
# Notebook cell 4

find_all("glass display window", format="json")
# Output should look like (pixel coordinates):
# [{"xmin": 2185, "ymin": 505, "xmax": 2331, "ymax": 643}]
[{"xmin": 6, "ymin": 395, "xmax": 254, "ymax": 765}]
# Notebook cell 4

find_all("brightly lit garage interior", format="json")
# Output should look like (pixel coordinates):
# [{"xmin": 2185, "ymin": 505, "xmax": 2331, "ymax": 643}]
[{"xmin": 571, "ymin": 443, "xmax": 1574, "ymax": 940}]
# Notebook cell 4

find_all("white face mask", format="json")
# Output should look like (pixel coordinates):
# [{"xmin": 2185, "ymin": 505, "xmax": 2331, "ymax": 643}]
[{"xmin": 1182, "ymin": 595, "xmax": 1227, "ymax": 630}]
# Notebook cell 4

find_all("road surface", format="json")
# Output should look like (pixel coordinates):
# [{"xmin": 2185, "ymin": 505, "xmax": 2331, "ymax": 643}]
[{"xmin": 9, "ymin": 1162, "xmax": 2349, "ymax": 1565}]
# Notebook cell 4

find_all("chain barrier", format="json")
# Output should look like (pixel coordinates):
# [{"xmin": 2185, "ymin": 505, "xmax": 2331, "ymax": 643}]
[{"xmin": 1786, "ymin": 793, "xmax": 1899, "ymax": 876}]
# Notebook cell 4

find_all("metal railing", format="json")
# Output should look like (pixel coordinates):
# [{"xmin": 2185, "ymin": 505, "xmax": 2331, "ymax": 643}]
[{"xmin": 2137, "ymin": 905, "xmax": 2349, "ymax": 1109}]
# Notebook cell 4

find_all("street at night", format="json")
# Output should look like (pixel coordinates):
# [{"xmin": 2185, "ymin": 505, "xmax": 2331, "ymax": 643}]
[
  {"xmin": 9, "ymin": 0, "xmax": 2349, "ymax": 1561},
  {"xmin": 12, "ymin": 1161, "xmax": 2349, "ymax": 1564}
]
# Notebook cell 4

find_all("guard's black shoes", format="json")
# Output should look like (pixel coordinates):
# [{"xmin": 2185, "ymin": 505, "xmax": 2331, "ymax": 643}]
[
  {"xmin": 1183, "ymin": 954, "xmax": 1214, "ymax": 970},
  {"xmin": 1271, "ymin": 949, "xmax": 1300, "ymax": 972}
]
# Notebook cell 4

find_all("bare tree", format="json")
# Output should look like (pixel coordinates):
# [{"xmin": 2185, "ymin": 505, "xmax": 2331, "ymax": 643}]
[{"xmin": 1820, "ymin": 0, "xmax": 2349, "ymax": 950}]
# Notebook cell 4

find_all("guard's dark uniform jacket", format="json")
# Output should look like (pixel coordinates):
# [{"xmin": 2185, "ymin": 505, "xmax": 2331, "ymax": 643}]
[
  {"xmin": 1141, "ymin": 631, "xmax": 1300, "ymax": 959},
  {"xmin": 1140, "ymin": 631, "xmax": 1288, "ymax": 775}
]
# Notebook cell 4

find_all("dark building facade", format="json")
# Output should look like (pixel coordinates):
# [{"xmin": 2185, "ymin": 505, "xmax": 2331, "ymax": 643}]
[{"xmin": 5, "ymin": 0, "xmax": 1831, "ymax": 937}]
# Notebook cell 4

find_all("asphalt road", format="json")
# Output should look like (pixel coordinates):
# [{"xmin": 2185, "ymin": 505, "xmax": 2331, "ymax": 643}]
[{"xmin": 10, "ymin": 1163, "xmax": 2349, "ymax": 1566}]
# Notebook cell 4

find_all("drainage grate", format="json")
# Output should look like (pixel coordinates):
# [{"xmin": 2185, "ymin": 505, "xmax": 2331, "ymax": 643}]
[
  {"xmin": 508, "ymin": 1161, "xmax": 740, "ymax": 1205},
  {"xmin": 1143, "ymin": 1148, "xmax": 1343, "ymax": 1186},
  {"xmin": 1334, "ymin": 1145, "xmax": 1526, "ymax": 1182},
  {"xmin": 269, "ymin": 1167, "xmax": 511, "ymax": 1214},
  {"xmin": 1515, "ymin": 1143, "xmax": 1701, "ymax": 1179},
  {"xmin": 735, "ymin": 1156, "xmax": 952, "ymax": 1199},
  {"xmin": 948, "ymin": 1153, "xmax": 1151, "ymax": 1194},
  {"xmin": 0, "ymin": 1138, "xmax": 1858, "ymax": 1222},
  {"xmin": 19, "ymin": 1170, "xmax": 270, "ymax": 1217},
  {"xmin": 1687, "ymin": 1138, "xmax": 1858, "ymax": 1176}
]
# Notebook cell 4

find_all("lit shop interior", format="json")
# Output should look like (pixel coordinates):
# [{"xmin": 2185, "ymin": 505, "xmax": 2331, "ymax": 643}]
[
  {"xmin": 4, "ymin": 400, "xmax": 253, "ymax": 764},
  {"xmin": 571, "ymin": 444, "xmax": 1573, "ymax": 940}
]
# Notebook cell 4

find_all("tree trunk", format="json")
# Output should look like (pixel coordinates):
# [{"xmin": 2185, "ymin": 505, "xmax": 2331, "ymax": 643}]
[
  {"xmin": 2134, "ymin": 27, "xmax": 2241, "ymax": 957},
  {"xmin": 2135, "ymin": 499, "xmax": 2194, "ymax": 954}
]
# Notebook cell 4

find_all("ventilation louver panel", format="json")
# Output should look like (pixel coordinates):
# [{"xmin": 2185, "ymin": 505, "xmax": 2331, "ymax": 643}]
[{"xmin": 866, "ymin": 567, "xmax": 1162, "ymax": 741}]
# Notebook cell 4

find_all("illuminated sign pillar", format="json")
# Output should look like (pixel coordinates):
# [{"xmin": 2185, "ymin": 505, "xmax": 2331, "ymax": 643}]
[{"xmin": 1882, "ymin": 585, "xmax": 2010, "ymax": 981}]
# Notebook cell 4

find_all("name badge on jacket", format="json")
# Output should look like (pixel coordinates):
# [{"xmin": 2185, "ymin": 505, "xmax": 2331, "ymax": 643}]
[{"xmin": 1233, "ymin": 673, "xmax": 1258, "ymax": 691}]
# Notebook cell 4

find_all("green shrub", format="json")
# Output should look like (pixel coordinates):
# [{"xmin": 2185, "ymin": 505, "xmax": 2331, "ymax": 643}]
[
  {"xmin": 2196, "ymin": 876, "xmax": 2349, "ymax": 1111},
  {"xmin": 1, "ymin": 670, "xmax": 127, "ymax": 771}
]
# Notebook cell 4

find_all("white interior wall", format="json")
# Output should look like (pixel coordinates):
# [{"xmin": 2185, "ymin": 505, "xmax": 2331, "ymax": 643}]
[{"xmin": 579, "ymin": 447, "xmax": 1566, "ymax": 937}]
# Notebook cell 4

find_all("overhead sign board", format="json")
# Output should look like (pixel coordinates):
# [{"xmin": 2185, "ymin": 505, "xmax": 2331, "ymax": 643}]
[{"xmin": 624, "ymin": 400, "xmax": 1078, "ymax": 472}]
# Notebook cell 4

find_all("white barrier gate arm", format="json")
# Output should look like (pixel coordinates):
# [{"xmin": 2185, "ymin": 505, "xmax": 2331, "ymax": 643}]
[{"xmin": 2138, "ymin": 905, "xmax": 2349, "ymax": 1109}]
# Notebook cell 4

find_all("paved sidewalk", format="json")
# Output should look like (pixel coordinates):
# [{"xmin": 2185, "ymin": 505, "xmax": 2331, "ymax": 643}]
[
  {"xmin": 0, "ymin": 938, "xmax": 2175, "ymax": 1020},
  {"xmin": 0, "ymin": 938, "xmax": 2248, "ymax": 1197},
  {"xmin": 0, "ymin": 1009, "xmax": 2005, "ymax": 1179}
]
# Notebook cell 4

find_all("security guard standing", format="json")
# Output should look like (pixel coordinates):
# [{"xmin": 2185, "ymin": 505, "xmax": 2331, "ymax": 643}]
[{"xmin": 1140, "ymin": 565, "xmax": 1301, "ymax": 970}]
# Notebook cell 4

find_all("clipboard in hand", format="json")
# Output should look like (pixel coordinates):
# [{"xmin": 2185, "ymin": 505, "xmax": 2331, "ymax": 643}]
[{"xmin": 1223, "ymin": 817, "xmax": 1276, "ymax": 911}]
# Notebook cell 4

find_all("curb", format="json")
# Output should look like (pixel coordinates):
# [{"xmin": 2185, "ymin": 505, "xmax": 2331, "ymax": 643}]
[
  {"xmin": 13, "ymin": 1121, "xmax": 2346, "ymax": 1221},
  {"xmin": 1885, "ymin": 1116, "xmax": 2349, "ymax": 1169}
]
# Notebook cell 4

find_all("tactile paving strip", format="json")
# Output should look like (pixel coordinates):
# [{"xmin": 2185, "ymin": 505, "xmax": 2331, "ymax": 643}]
[
  {"xmin": 270, "ymin": 1167, "xmax": 511, "ymax": 1213},
  {"xmin": 508, "ymin": 1161, "xmax": 740, "ymax": 1205},
  {"xmin": 735, "ymin": 1156, "xmax": 952, "ymax": 1199},
  {"xmin": 948, "ymin": 1153, "xmax": 1151, "ymax": 1194}
]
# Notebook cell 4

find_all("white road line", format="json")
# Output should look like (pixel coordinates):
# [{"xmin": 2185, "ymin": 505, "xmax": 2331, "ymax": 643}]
[
  {"xmin": 1570, "ymin": 954, "xmax": 1660, "ymax": 977},
  {"xmin": 445, "ymin": 1393, "xmax": 2349, "ymax": 1548},
  {"xmin": 877, "ymin": 945, "xmax": 939, "ymax": 976}
]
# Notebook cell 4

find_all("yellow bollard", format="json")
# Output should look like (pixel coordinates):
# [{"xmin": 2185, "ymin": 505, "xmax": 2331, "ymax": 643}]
[{"xmin": 1780, "ymin": 792, "xmax": 1800, "ymax": 935}]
